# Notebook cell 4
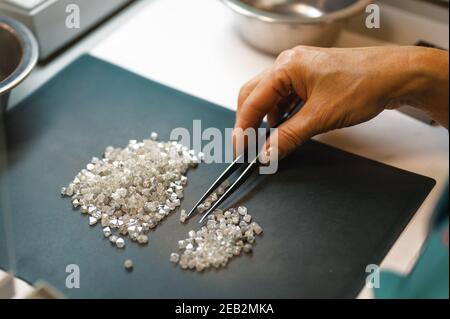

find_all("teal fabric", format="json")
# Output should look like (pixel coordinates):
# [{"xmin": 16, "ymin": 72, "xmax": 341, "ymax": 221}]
[{"xmin": 375, "ymin": 184, "xmax": 449, "ymax": 299}]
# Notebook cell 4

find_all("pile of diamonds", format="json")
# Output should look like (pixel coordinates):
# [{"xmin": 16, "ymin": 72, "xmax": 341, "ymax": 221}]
[
  {"xmin": 61, "ymin": 133, "xmax": 199, "ymax": 249},
  {"xmin": 179, "ymin": 179, "xmax": 230, "ymax": 223},
  {"xmin": 170, "ymin": 206, "xmax": 263, "ymax": 271}
]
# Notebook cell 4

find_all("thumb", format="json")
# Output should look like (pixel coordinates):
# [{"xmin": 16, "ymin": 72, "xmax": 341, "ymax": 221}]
[{"xmin": 259, "ymin": 107, "xmax": 315, "ymax": 163}]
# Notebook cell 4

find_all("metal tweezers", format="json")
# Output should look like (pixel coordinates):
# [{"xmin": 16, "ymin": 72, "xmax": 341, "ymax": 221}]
[{"xmin": 187, "ymin": 96, "xmax": 304, "ymax": 223}]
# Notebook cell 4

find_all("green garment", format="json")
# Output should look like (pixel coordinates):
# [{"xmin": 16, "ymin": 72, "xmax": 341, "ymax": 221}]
[{"xmin": 374, "ymin": 184, "xmax": 449, "ymax": 299}]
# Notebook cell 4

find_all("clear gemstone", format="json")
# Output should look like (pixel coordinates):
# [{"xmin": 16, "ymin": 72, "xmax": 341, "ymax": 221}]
[
  {"xmin": 101, "ymin": 217, "xmax": 110, "ymax": 227},
  {"xmin": 141, "ymin": 222, "xmax": 150, "ymax": 231},
  {"xmin": 115, "ymin": 237, "xmax": 125, "ymax": 248},
  {"xmin": 169, "ymin": 253, "xmax": 179, "ymax": 263},
  {"xmin": 103, "ymin": 226, "xmax": 112, "ymax": 237},
  {"xmin": 238, "ymin": 206, "xmax": 247, "ymax": 215},
  {"xmin": 243, "ymin": 244, "xmax": 253, "ymax": 253},
  {"xmin": 65, "ymin": 187, "xmax": 74, "ymax": 197},
  {"xmin": 172, "ymin": 199, "xmax": 181, "ymax": 207},
  {"xmin": 137, "ymin": 234, "xmax": 148, "ymax": 244},
  {"xmin": 124, "ymin": 259, "xmax": 133, "ymax": 270},
  {"xmin": 252, "ymin": 222, "xmax": 263, "ymax": 235},
  {"xmin": 221, "ymin": 179, "xmax": 230, "ymax": 188},
  {"xmin": 178, "ymin": 240, "xmax": 187, "ymax": 249},
  {"xmin": 110, "ymin": 219, "xmax": 118, "ymax": 228},
  {"xmin": 179, "ymin": 209, "xmax": 187, "ymax": 223},
  {"xmin": 196, "ymin": 263, "xmax": 205, "ymax": 272},
  {"xmin": 163, "ymin": 205, "xmax": 170, "ymax": 214},
  {"xmin": 117, "ymin": 188, "xmax": 127, "ymax": 197},
  {"xmin": 92, "ymin": 211, "xmax": 102, "ymax": 219},
  {"xmin": 109, "ymin": 235, "xmax": 118, "ymax": 243},
  {"xmin": 144, "ymin": 202, "xmax": 157, "ymax": 212},
  {"xmin": 89, "ymin": 216, "xmax": 98, "ymax": 226}
]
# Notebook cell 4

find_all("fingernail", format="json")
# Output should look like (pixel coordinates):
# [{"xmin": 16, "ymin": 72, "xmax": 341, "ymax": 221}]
[
  {"xmin": 233, "ymin": 127, "xmax": 245, "ymax": 158},
  {"xmin": 258, "ymin": 146, "xmax": 273, "ymax": 165}
]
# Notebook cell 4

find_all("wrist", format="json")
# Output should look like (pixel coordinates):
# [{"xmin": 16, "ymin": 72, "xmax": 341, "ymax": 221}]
[{"xmin": 389, "ymin": 47, "xmax": 449, "ymax": 126}]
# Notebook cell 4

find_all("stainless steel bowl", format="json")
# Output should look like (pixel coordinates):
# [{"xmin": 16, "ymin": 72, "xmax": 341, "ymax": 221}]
[
  {"xmin": 222, "ymin": 0, "xmax": 372, "ymax": 55},
  {"xmin": 0, "ymin": 16, "xmax": 38, "ymax": 117}
]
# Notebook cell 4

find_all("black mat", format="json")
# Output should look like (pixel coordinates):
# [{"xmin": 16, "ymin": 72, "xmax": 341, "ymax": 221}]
[{"xmin": 0, "ymin": 55, "xmax": 435, "ymax": 298}]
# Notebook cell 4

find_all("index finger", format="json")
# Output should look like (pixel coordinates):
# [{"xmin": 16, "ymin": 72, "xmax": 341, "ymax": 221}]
[{"xmin": 235, "ymin": 68, "xmax": 293, "ymax": 131}]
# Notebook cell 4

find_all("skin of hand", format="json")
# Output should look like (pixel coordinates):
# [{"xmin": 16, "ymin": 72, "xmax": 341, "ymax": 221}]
[{"xmin": 234, "ymin": 46, "xmax": 449, "ymax": 160}]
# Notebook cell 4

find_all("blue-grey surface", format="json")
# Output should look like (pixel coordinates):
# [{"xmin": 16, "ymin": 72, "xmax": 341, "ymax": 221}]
[{"xmin": 0, "ymin": 55, "xmax": 435, "ymax": 298}]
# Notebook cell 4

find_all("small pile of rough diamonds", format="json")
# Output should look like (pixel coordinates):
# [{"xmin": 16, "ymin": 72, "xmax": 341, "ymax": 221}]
[
  {"xmin": 61, "ymin": 132, "xmax": 198, "ymax": 249},
  {"xmin": 170, "ymin": 206, "xmax": 263, "ymax": 271},
  {"xmin": 179, "ymin": 179, "xmax": 231, "ymax": 223}
]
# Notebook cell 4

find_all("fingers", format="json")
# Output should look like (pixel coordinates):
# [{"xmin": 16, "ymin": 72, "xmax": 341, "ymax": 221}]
[
  {"xmin": 267, "ymin": 104, "xmax": 286, "ymax": 129},
  {"xmin": 235, "ymin": 48, "xmax": 310, "ymax": 160},
  {"xmin": 235, "ymin": 67, "xmax": 293, "ymax": 131},
  {"xmin": 234, "ymin": 73, "xmax": 264, "ymax": 157},
  {"xmin": 267, "ymin": 93, "xmax": 300, "ymax": 128},
  {"xmin": 262, "ymin": 105, "xmax": 315, "ymax": 161},
  {"xmin": 237, "ymin": 71, "xmax": 267, "ymax": 112}
]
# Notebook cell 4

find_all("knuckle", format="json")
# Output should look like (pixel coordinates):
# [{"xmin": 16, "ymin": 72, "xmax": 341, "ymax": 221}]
[
  {"xmin": 276, "ymin": 49, "xmax": 294, "ymax": 62},
  {"xmin": 292, "ymin": 45, "xmax": 308, "ymax": 54},
  {"xmin": 269, "ymin": 67, "xmax": 292, "ymax": 98},
  {"xmin": 237, "ymin": 83, "xmax": 253, "ymax": 108},
  {"xmin": 237, "ymin": 86, "xmax": 247, "ymax": 104}
]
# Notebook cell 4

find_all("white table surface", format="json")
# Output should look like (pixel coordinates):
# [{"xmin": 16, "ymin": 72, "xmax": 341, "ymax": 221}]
[{"xmin": 2, "ymin": 0, "xmax": 449, "ymax": 299}]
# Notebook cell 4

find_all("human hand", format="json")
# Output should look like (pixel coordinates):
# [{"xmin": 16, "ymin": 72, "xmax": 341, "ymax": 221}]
[{"xmin": 234, "ymin": 46, "xmax": 448, "ymax": 160}]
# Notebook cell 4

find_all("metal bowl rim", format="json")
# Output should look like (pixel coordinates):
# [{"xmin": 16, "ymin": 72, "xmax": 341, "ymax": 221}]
[
  {"xmin": 221, "ymin": 0, "xmax": 373, "ymax": 24},
  {"xmin": 0, "ymin": 15, "xmax": 38, "ymax": 95}
]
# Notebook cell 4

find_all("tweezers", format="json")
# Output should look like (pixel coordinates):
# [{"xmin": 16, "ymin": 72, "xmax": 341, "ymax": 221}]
[{"xmin": 187, "ymin": 96, "xmax": 304, "ymax": 223}]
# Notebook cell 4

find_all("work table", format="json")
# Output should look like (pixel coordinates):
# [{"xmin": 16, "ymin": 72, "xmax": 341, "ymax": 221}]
[{"xmin": 2, "ymin": 0, "xmax": 449, "ymax": 298}]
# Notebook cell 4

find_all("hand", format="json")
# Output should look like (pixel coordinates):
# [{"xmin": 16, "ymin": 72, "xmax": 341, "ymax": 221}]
[{"xmin": 234, "ymin": 46, "xmax": 449, "ymax": 160}]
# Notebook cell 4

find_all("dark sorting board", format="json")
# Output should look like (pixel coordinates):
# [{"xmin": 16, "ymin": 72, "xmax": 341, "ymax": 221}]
[{"xmin": 0, "ymin": 55, "xmax": 435, "ymax": 298}]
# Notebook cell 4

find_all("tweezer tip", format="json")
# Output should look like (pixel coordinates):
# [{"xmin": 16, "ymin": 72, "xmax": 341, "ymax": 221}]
[
  {"xmin": 186, "ymin": 208, "xmax": 195, "ymax": 217},
  {"xmin": 198, "ymin": 214, "xmax": 208, "ymax": 224},
  {"xmin": 186, "ymin": 207, "xmax": 197, "ymax": 220}
]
